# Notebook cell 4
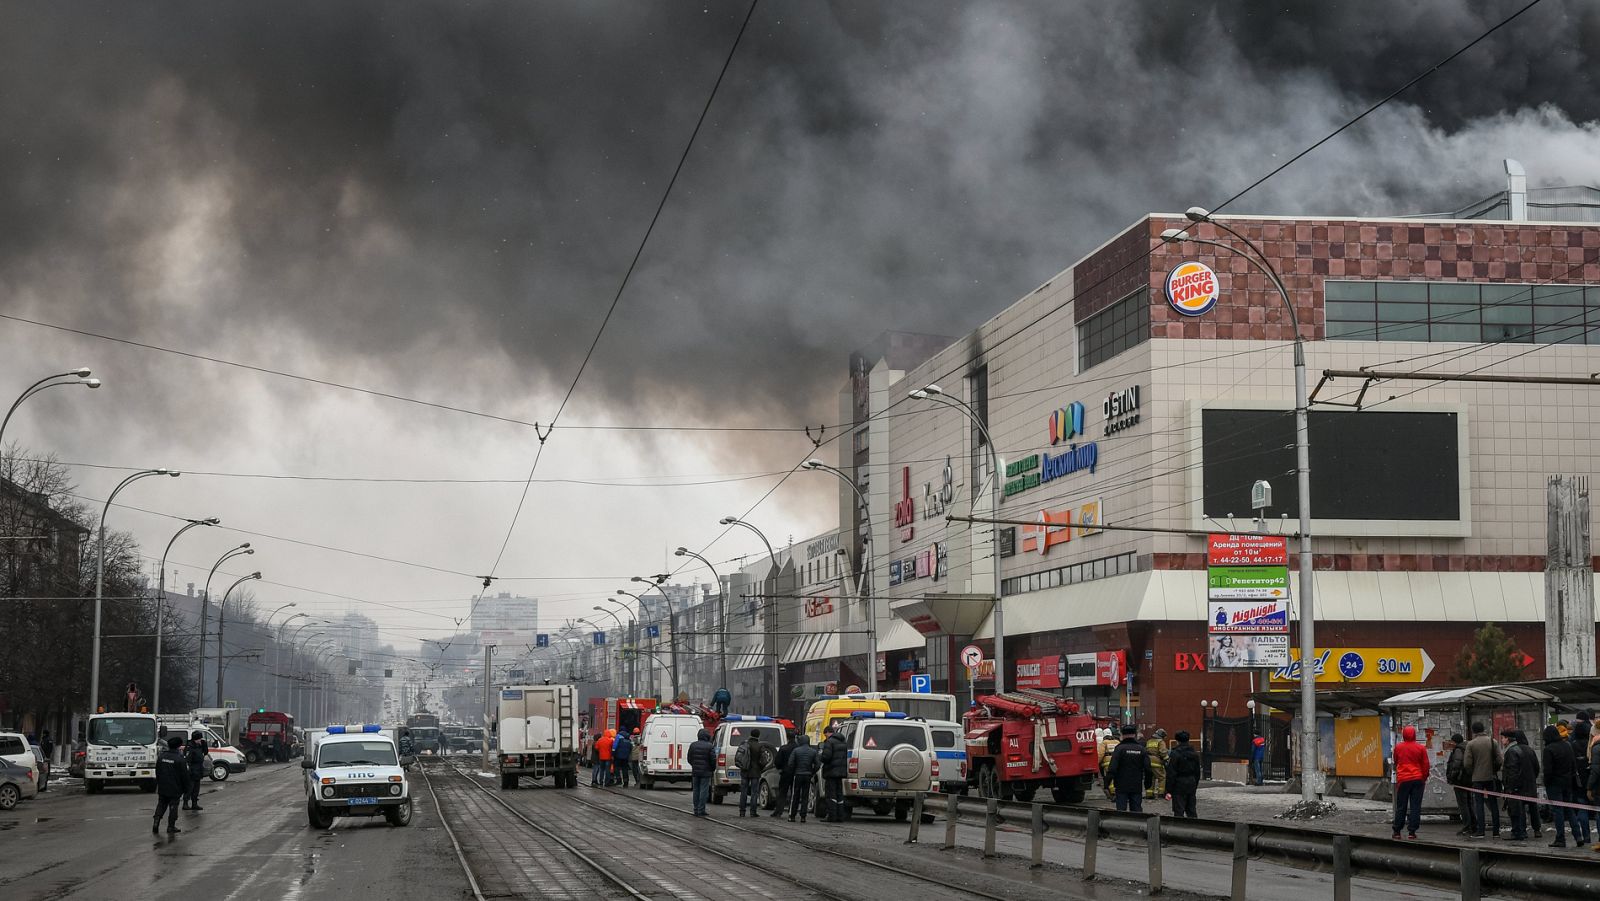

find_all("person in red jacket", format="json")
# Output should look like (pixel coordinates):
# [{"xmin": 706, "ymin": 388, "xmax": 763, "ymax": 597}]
[{"xmin": 1392, "ymin": 724, "xmax": 1431, "ymax": 839}]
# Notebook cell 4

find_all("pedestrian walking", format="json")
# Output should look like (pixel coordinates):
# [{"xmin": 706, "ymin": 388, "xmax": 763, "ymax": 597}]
[
  {"xmin": 1445, "ymin": 733, "xmax": 1476, "ymax": 835},
  {"xmin": 38, "ymin": 730, "xmax": 54, "ymax": 792},
  {"xmin": 736, "ymin": 729, "xmax": 769, "ymax": 817},
  {"xmin": 770, "ymin": 732, "xmax": 797, "ymax": 818},
  {"xmin": 1542, "ymin": 723, "xmax": 1579, "ymax": 848},
  {"xmin": 1166, "ymin": 731, "xmax": 1201, "ymax": 818},
  {"xmin": 1144, "ymin": 729, "xmax": 1168, "ymax": 799},
  {"xmin": 687, "ymin": 728, "xmax": 715, "ymax": 816},
  {"xmin": 710, "ymin": 687, "xmax": 731, "ymax": 716},
  {"xmin": 1106, "ymin": 725, "xmax": 1152, "ymax": 813},
  {"xmin": 1249, "ymin": 729, "xmax": 1266, "ymax": 786},
  {"xmin": 1569, "ymin": 713, "xmax": 1593, "ymax": 844},
  {"xmin": 183, "ymin": 732, "xmax": 207, "ymax": 811},
  {"xmin": 785, "ymin": 735, "xmax": 819, "ymax": 822},
  {"xmin": 1500, "ymin": 728, "xmax": 1540, "ymax": 841},
  {"xmin": 1391, "ymin": 724, "xmax": 1429, "ymax": 840},
  {"xmin": 1461, "ymin": 722, "xmax": 1502, "ymax": 837},
  {"xmin": 611, "ymin": 730, "xmax": 633, "ymax": 788},
  {"xmin": 153, "ymin": 736, "xmax": 186, "ymax": 835},
  {"xmin": 817, "ymin": 725, "xmax": 849, "ymax": 822}
]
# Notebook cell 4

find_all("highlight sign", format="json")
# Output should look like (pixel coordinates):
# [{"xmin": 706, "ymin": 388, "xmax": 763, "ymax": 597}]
[{"xmin": 1165, "ymin": 261, "xmax": 1220, "ymax": 316}]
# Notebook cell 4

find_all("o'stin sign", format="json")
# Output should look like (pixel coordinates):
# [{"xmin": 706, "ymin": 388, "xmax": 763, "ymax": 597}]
[{"xmin": 1165, "ymin": 261, "xmax": 1219, "ymax": 316}]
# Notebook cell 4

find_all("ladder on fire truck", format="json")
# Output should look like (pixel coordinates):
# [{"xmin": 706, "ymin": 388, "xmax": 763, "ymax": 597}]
[{"xmin": 978, "ymin": 689, "xmax": 1080, "ymax": 717}]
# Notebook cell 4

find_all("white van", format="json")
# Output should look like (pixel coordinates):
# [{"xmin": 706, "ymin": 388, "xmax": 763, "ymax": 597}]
[
  {"xmin": 637, "ymin": 713, "xmax": 703, "ymax": 789},
  {"xmin": 924, "ymin": 719, "xmax": 967, "ymax": 795}
]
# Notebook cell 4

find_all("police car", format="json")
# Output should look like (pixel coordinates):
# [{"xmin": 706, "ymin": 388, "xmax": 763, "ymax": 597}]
[
  {"xmin": 710, "ymin": 715, "xmax": 786, "ymax": 809},
  {"xmin": 301, "ymin": 725, "xmax": 415, "ymax": 829}
]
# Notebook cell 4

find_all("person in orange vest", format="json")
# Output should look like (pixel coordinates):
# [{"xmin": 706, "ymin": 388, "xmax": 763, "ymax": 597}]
[
  {"xmin": 1392, "ymin": 724, "xmax": 1431, "ymax": 840},
  {"xmin": 593, "ymin": 727, "xmax": 615, "ymax": 786}
]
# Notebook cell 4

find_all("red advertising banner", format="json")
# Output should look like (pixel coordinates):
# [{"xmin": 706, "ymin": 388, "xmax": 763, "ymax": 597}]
[
  {"xmin": 1207, "ymin": 533, "xmax": 1288, "ymax": 567},
  {"xmin": 1015, "ymin": 656, "xmax": 1063, "ymax": 689},
  {"xmin": 1095, "ymin": 650, "xmax": 1125, "ymax": 689}
]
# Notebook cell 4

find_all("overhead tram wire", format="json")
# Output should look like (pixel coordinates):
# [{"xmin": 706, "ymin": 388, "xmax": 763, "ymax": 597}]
[{"xmin": 478, "ymin": 0, "xmax": 761, "ymax": 605}]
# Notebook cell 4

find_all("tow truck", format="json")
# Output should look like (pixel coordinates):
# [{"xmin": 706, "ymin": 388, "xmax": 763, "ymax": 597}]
[
  {"xmin": 84, "ymin": 712, "xmax": 159, "ymax": 794},
  {"xmin": 962, "ymin": 689, "xmax": 1100, "ymax": 803},
  {"xmin": 302, "ymin": 724, "xmax": 415, "ymax": 829}
]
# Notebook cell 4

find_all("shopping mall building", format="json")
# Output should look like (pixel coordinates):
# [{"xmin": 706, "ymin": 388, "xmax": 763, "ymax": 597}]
[{"xmin": 807, "ymin": 170, "xmax": 1600, "ymax": 745}]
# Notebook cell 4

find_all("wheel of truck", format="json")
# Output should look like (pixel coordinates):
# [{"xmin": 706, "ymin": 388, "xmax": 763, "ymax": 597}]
[
  {"xmin": 977, "ymin": 764, "xmax": 1001, "ymax": 799},
  {"xmin": 894, "ymin": 799, "xmax": 911, "ymax": 821},
  {"xmin": 1011, "ymin": 785, "xmax": 1037, "ymax": 803},
  {"xmin": 1051, "ymin": 783, "xmax": 1087, "ymax": 805},
  {"xmin": 86, "ymin": 779, "xmax": 102, "ymax": 795},
  {"xmin": 711, "ymin": 789, "xmax": 724, "ymax": 805},
  {"xmin": 757, "ymin": 779, "xmax": 774, "ymax": 810},
  {"xmin": 0, "ymin": 783, "xmax": 20, "ymax": 810},
  {"xmin": 501, "ymin": 773, "xmax": 516, "ymax": 790},
  {"xmin": 639, "ymin": 774, "xmax": 653, "ymax": 790},
  {"xmin": 872, "ymin": 799, "xmax": 893, "ymax": 817},
  {"xmin": 245, "ymin": 749, "xmax": 261, "ymax": 765},
  {"xmin": 139, "ymin": 780, "xmax": 157, "ymax": 793},
  {"xmin": 385, "ymin": 799, "xmax": 413, "ymax": 827},
  {"xmin": 210, "ymin": 762, "xmax": 230, "ymax": 782},
  {"xmin": 307, "ymin": 801, "xmax": 334, "ymax": 830}
]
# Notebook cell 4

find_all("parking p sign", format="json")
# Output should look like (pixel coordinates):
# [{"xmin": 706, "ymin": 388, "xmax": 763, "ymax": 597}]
[{"xmin": 909, "ymin": 673, "xmax": 932, "ymax": 694}]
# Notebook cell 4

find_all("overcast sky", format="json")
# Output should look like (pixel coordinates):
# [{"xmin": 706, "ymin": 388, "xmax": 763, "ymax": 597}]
[{"xmin": 2, "ymin": 1, "xmax": 1596, "ymax": 655}]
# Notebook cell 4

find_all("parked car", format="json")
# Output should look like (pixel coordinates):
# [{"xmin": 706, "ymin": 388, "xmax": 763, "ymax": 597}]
[
  {"xmin": 68, "ymin": 746, "xmax": 86, "ymax": 778},
  {"xmin": 0, "ymin": 757, "xmax": 39, "ymax": 810}
]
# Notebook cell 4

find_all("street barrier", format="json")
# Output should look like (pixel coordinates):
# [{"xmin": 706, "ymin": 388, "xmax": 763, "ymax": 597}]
[{"xmin": 915, "ymin": 792, "xmax": 1600, "ymax": 896}]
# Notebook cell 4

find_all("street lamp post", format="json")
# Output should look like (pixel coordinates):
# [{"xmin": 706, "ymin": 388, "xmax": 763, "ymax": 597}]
[
  {"xmin": 674, "ymin": 548, "xmax": 726, "ymax": 697},
  {"xmin": 908, "ymin": 385, "xmax": 1006, "ymax": 692},
  {"xmin": 198, "ymin": 544, "xmax": 253, "ymax": 710},
  {"xmin": 215, "ymin": 572, "xmax": 263, "ymax": 706},
  {"xmin": 0, "ymin": 368, "xmax": 100, "ymax": 467},
  {"xmin": 153, "ymin": 516, "xmax": 219, "ymax": 713},
  {"xmin": 593, "ymin": 605, "xmax": 634, "ymax": 694},
  {"xmin": 600, "ymin": 597, "xmax": 637, "ymax": 696},
  {"xmin": 91, "ymin": 467, "xmax": 180, "ymax": 713},
  {"xmin": 801, "ymin": 460, "xmax": 879, "ymax": 692},
  {"xmin": 625, "ymin": 583, "xmax": 678, "ymax": 698},
  {"xmin": 806, "ymin": 460, "xmax": 883, "ymax": 694},
  {"xmin": 1163, "ymin": 208, "xmax": 1318, "ymax": 801},
  {"xmin": 720, "ymin": 516, "xmax": 782, "ymax": 713},
  {"xmin": 273, "ymin": 612, "xmax": 309, "ymax": 712}
]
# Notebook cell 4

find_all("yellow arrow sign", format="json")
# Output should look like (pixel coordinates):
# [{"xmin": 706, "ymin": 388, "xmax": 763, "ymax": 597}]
[{"xmin": 1269, "ymin": 647, "xmax": 1435, "ymax": 684}]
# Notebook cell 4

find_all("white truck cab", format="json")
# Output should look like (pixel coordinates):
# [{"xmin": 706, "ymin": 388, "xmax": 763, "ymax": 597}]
[
  {"xmin": 301, "ymin": 724, "xmax": 415, "ymax": 829},
  {"xmin": 84, "ymin": 713, "xmax": 160, "ymax": 794}
]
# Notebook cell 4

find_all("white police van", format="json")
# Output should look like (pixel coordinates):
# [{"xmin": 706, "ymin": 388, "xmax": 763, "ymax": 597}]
[{"xmin": 302, "ymin": 724, "xmax": 415, "ymax": 829}]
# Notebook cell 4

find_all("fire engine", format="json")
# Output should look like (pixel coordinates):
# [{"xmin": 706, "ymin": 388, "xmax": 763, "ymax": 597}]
[
  {"xmin": 242, "ymin": 710, "xmax": 297, "ymax": 763},
  {"xmin": 961, "ymin": 689, "xmax": 1100, "ymax": 804}
]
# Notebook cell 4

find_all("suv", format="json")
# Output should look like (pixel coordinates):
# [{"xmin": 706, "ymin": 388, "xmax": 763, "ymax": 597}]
[
  {"xmin": 710, "ymin": 716, "xmax": 786, "ymax": 809},
  {"xmin": 814, "ymin": 711, "xmax": 932, "ymax": 820},
  {"xmin": 302, "ymin": 725, "xmax": 415, "ymax": 829}
]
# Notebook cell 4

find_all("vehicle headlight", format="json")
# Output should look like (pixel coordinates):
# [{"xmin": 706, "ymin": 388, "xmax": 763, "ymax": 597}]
[
  {"xmin": 390, "ymin": 783, "xmax": 402, "ymax": 796},
  {"xmin": 321, "ymin": 785, "xmax": 334, "ymax": 798}
]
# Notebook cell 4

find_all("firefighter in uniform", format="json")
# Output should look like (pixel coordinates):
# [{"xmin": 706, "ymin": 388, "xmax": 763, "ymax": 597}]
[{"xmin": 1145, "ymin": 728, "xmax": 1169, "ymax": 799}]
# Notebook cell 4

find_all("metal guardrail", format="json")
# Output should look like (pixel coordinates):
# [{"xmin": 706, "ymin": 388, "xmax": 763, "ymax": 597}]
[{"xmin": 914, "ymin": 793, "xmax": 1600, "ymax": 898}]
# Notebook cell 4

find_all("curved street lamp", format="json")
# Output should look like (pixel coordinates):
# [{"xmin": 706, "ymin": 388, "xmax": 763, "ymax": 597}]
[
  {"xmin": 591, "ymin": 606, "xmax": 631, "ymax": 695},
  {"xmin": 198, "ymin": 543, "xmax": 253, "ymax": 708},
  {"xmin": 91, "ymin": 467, "xmax": 180, "ymax": 713},
  {"xmin": 273, "ymin": 612, "xmax": 309, "ymax": 712},
  {"xmin": 620, "ymin": 587, "xmax": 676, "ymax": 698},
  {"xmin": 1163, "ymin": 208, "xmax": 1318, "ymax": 800},
  {"xmin": 215, "ymin": 572, "xmax": 264, "ymax": 705},
  {"xmin": 720, "ymin": 516, "xmax": 782, "ymax": 712},
  {"xmin": 152, "ymin": 516, "xmax": 219, "ymax": 713},
  {"xmin": 801, "ymin": 459, "xmax": 880, "ymax": 692},
  {"xmin": 907, "ymin": 384, "xmax": 1007, "ymax": 692},
  {"xmin": 0, "ymin": 368, "xmax": 100, "ymax": 459},
  {"xmin": 674, "ymin": 547, "xmax": 726, "ymax": 693}
]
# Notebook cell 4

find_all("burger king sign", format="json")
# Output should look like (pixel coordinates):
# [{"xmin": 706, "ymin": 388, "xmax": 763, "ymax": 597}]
[{"xmin": 1165, "ymin": 261, "xmax": 1219, "ymax": 316}]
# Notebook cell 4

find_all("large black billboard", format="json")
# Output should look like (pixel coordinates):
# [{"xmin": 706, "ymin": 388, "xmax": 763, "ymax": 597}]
[{"xmin": 1200, "ymin": 409, "xmax": 1461, "ymax": 521}]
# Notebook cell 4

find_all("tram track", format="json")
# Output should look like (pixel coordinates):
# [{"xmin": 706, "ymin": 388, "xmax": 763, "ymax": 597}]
[{"xmin": 567, "ymin": 773, "xmax": 1051, "ymax": 901}]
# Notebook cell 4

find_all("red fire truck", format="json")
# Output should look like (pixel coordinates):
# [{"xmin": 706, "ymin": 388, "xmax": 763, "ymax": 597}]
[
  {"xmin": 962, "ymin": 689, "xmax": 1100, "ymax": 803},
  {"xmin": 242, "ymin": 710, "xmax": 297, "ymax": 763},
  {"xmin": 580, "ymin": 697, "xmax": 657, "ymax": 765}
]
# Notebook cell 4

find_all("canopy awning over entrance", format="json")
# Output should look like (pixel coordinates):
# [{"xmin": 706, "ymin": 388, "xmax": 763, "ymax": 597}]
[
  {"xmin": 889, "ymin": 594, "xmax": 994, "ymax": 637},
  {"xmin": 1381, "ymin": 685, "xmax": 1557, "ymax": 707},
  {"xmin": 782, "ymin": 631, "xmax": 840, "ymax": 665},
  {"xmin": 730, "ymin": 643, "xmax": 768, "ymax": 671}
]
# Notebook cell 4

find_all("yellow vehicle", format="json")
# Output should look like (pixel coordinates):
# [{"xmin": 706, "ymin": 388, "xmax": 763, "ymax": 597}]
[{"xmin": 804, "ymin": 696, "xmax": 890, "ymax": 743}]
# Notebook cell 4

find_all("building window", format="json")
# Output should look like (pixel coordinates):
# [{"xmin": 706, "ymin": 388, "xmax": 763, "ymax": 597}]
[
  {"xmin": 1325, "ymin": 281, "xmax": 1597, "ymax": 344},
  {"xmin": 1000, "ymin": 552, "xmax": 1139, "ymax": 596},
  {"xmin": 965, "ymin": 367, "xmax": 990, "ymax": 493},
  {"xmin": 1078, "ymin": 289, "xmax": 1150, "ymax": 371}
]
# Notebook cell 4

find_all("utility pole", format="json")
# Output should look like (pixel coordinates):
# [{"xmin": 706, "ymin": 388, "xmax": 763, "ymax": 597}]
[{"xmin": 481, "ymin": 645, "xmax": 494, "ymax": 774}]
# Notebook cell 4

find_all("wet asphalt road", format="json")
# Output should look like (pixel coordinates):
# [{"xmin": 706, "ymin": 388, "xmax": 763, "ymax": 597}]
[{"xmin": 0, "ymin": 764, "xmax": 468, "ymax": 901}]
